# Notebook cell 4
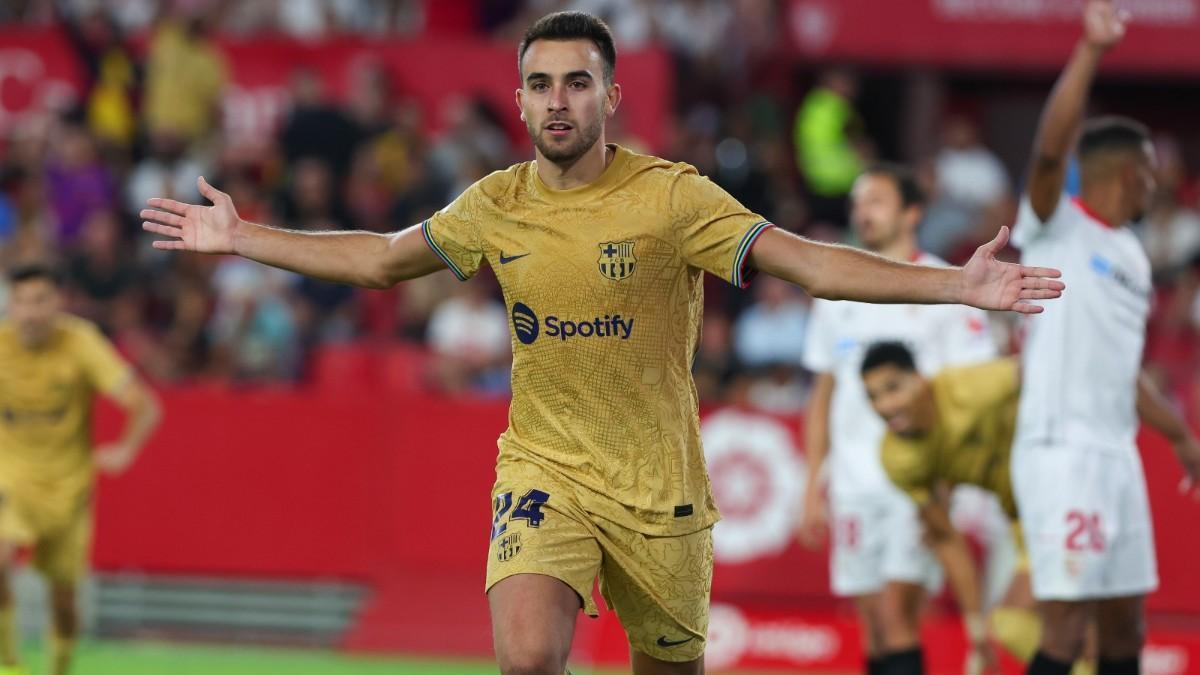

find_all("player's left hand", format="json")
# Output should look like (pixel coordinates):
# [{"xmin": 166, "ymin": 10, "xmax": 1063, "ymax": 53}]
[
  {"xmin": 95, "ymin": 442, "xmax": 138, "ymax": 475},
  {"xmin": 1174, "ymin": 435, "xmax": 1200, "ymax": 500},
  {"xmin": 961, "ymin": 226, "xmax": 1065, "ymax": 314}
]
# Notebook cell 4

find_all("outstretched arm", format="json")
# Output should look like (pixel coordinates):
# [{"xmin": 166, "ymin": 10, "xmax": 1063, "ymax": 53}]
[
  {"xmin": 1137, "ymin": 372, "xmax": 1200, "ymax": 498},
  {"xmin": 750, "ymin": 226, "xmax": 1063, "ymax": 314},
  {"xmin": 1026, "ymin": 0, "xmax": 1128, "ymax": 220},
  {"xmin": 142, "ymin": 177, "xmax": 445, "ymax": 288}
]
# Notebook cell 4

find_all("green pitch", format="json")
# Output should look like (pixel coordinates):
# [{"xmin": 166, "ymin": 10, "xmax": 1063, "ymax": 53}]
[{"xmin": 18, "ymin": 641, "xmax": 631, "ymax": 675}]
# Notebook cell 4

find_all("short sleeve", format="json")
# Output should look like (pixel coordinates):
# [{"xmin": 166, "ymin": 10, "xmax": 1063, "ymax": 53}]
[
  {"xmin": 1011, "ymin": 192, "xmax": 1068, "ymax": 250},
  {"xmin": 940, "ymin": 306, "xmax": 997, "ymax": 367},
  {"xmin": 881, "ymin": 437, "xmax": 935, "ymax": 507},
  {"xmin": 76, "ymin": 324, "xmax": 132, "ymax": 395},
  {"xmin": 802, "ymin": 299, "xmax": 836, "ymax": 373},
  {"xmin": 422, "ymin": 183, "xmax": 487, "ymax": 281},
  {"xmin": 670, "ymin": 168, "xmax": 773, "ymax": 288}
]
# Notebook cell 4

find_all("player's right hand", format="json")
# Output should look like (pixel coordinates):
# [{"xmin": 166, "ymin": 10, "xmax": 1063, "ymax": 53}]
[
  {"xmin": 797, "ymin": 489, "xmax": 828, "ymax": 549},
  {"xmin": 964, "ymin": 641, "xmax": 1000, "ymax": 675},
  {"xmin": 1082, "ymin": 0, "xmax": 1129, "ymax": 52},
  {"xmin": 141, "ymin": 176, "xmax": 240, "ymax": 255},
  {"xmin": 1174, "ymin": 435, "xmax": 1200, "ymax": 501}
]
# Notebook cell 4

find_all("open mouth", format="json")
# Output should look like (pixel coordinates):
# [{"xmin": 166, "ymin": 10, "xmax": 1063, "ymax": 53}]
[
  {"xmin": 545, "ymin": 121, "xmax": 573, "ymax": 137},
  {"xmin": 887, "ymin": 415, "xmax": 909, "ymax": 432}
]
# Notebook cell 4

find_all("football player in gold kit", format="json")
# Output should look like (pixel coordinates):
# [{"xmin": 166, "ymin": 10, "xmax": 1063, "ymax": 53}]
[
  {"xmin": 141, "ymin": 12, "xmax": 1063, "ymax": 675},
  {"xmin": 861, "ymin": 339, "xmax": 1192, "ymax": 675},
  {"xmin": 0, "ymin": 265, "xmax": 162, "ymax": 675}
]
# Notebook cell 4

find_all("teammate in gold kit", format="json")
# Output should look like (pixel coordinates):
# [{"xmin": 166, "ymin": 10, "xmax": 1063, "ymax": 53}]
[
  {"xmin": 0, "ymin": 265, "xmax": 162, "ymax": 675},
  {"xmin": 861, "ymin": 341, "xmax": 1054, "ymax": 674},
  {"xmin": 141, "ymin": 12, "xmax": 1063, "ymax": 675},
  {"xmin": 861, "ymin": 339, "xmax": 1193, "ymax": 675}
]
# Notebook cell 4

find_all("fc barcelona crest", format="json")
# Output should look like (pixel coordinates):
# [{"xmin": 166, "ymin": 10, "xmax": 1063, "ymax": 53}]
[{"xmin": 598, "ymin": 241, "xmax": 637, "ymax": 281}]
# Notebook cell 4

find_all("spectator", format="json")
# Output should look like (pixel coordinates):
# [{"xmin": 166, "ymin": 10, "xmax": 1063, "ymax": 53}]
[
  {"xmin": 65, "ymin": 209, "xmax": 137, "ymax": 331},
  {"xmin": 44, "ymin": 120, "xmax": 117, "ymax": 247},
  {"xmin": 126, "ymin": 131, "xmax": 206, "ymax": 216},
  {"xmin": 209, "ymin": 257, "xmax": 301, "ymax": 381},
  {"xmin": 1136, "ymin": 136, "xmax": 1200, "ymax": 279},
  {"xmin": 793, "ymin": 67, "xmax": 867, "ymax": 226},
  {"xmin": 426, "ymin": 279, "xmax": 511, "ymax": 395},
  {"xmin": 732, "ymin": 275, "xmax": 810, "ymax": 369},
  {"xmin": 142, "ymin": 11, "xmax": 227, "ymax": 145},
  {"xmin": 920, "ymin": 115, "xmax": 1012, "ymax": 261},
  {"xmin": 57, "ymin": 5, "xmax": 140, "ymax": 152},
  {"xmin": 278, "ymin": 68, "xmax": 364, "ymax": 178},
  {"xmin": 429, "ymin": 97, "xmax": 512, "ymax": 190},
  {"xmin": 655, "ymin": 0, "xmax": 733, "ymax": 62},
  {"xmin": 272, "ymin": 158, "xmax": 347, "ymax": 231}
]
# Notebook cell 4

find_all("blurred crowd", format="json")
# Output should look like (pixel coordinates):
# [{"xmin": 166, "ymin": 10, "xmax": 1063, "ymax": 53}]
[{"xmin": 1, "ymin": 0, "xmax": 1198, "ymax": 421}]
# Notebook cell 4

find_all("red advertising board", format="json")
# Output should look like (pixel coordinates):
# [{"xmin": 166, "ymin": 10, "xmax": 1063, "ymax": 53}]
[
  {"xmin": 0, "ymin": 28, "xmax": 83, "ymax": 135},
  {"xmin": 787, "ymin": 0, "xmax": 1200, "ymax": 73},
  {"xmin": 87, "ymin": 371, "xmax": 1200, "ymax": 666}
]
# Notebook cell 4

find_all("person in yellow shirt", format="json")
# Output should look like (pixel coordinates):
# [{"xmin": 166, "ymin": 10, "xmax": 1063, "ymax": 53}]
[
  {"xmin": 0, "ymin": 265, "xmax": 162, "ymax": 675},
  {"xmin": 862, "ymin": 341, "xmax": 1098, "ymax": 675},
  {"xmin": 140, "ymin": 12, "xmax": 1063, "ymax": 675}
]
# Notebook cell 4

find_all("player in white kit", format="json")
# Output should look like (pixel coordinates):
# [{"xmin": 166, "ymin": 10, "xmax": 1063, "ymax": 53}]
[
  {"xmin": 799, "ymin": 164, "xmax": 999, "ymax": 675},
  {"xmin": 1012, "ymin": 3, "xmax": 1200, "ymax": 674}
]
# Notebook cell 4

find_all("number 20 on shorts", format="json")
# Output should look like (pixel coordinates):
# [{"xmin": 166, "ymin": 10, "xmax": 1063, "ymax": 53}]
[
  {"xmin": 1065, "ymin": 510, "xmax": 1105, "ymax": 552},
  {"xmin": 490, "ymin": 490, "xmax": 551, "ymax": 541}
]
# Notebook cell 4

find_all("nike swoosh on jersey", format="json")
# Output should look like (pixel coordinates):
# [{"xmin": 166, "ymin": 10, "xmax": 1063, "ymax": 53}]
[
  {"xmin": 499, "ymin": 252, "xmax": 530, "ymax": 264},
  {"xmin": 656, "ymin": 635, "xmax": 695, "ymax": 648}
]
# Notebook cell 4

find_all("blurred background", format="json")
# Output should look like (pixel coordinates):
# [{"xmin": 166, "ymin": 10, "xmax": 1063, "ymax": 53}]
[{"xmin": 1, "ymin": 0, "xmax": 1199, "ymax": 673}]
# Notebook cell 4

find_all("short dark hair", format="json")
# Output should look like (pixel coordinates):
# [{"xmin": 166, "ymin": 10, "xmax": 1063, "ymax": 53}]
[
  {"xmin": 518, "ymin": 11, "xmax": 617, "ymax": 85},
  {"xmin": 861, "ymin": 341, "xmax": 917, "ymax": 376},
  {"xmin": 9, "ymin": 263, "xmax": 63, "ymax": 287},
  {"xmin": 862, "ymin": 162, "xmax": 925, "ymax": 210},
  {"xmin": 1078, "ymin": 116, "xmax": 1150, "ymax": 164}
]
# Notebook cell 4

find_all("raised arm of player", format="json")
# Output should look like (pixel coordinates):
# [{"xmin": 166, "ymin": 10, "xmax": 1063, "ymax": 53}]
[
  {"xmin": 1136, "ymin": 372, "xmax": 1200, "ymax": 499},
  {"xmin": 1026, "ymin": 0, "xmax": 1128, "ymax": 221},
  {"xmin": 919, "ymin": 497, "xmax": 997, "ymax": 674},
  {"xmin": 750, "ymin": 226, "xmax": 1063, "ymax": 314},
  {"xmin": 797, "ymin": 372, "xmax": 833, "ymax": 549},
  {"xmin": 93, "ymin": 376, "xmax": 163, "ymax": 475},
  {"xmin": 141, "ymin": 177, "xmax": 445, "ymax": 288}
]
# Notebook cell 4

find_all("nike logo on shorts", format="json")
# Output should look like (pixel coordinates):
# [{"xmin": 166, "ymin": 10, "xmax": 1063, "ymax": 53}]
[{"xmin": 656, "ymin": 635, "xmax": 695, "ymax": 648}]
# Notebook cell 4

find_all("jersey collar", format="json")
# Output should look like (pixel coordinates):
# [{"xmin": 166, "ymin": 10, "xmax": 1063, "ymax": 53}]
[
  {"xmin": 1071, "ymin": 196, "xmax": 1118, "ymax": 229},
  {"xmin": 531, "ymin": 143, "xmax": 629, "ymax": 203}
]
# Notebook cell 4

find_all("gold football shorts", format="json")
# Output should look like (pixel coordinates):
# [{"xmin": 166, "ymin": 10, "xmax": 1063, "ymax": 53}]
[
  {"xmin": 0, "ymin": 482, "xmax": 91, "ymax": 584},
  {"xmin": 485, "ymin": 460, "xmax": 713, "ymax": 662}
]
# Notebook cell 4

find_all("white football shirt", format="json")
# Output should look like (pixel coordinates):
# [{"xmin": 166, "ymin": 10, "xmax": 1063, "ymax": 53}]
[
  {"xmin": 1013, "ymin": 194, "xmax": 1152, "ymax": 454},
  {"xmin": 803, "ymin": 253, "xmax": 998, "ymax": 500}
]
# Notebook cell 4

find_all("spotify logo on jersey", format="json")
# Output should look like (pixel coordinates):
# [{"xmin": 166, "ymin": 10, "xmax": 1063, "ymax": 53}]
[
  {"xmin": 511, "ymin": 302, "xmax": 636, "ymax": 345},
  {"xmin": 512, "ymin": 303, "xmax": 540, "ymax": 345}
]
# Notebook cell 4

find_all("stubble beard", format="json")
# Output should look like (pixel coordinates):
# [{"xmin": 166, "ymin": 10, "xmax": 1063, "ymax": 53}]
[{"xmin": 528, "ymin": 113, "xmax": 604, "ymax": 165}]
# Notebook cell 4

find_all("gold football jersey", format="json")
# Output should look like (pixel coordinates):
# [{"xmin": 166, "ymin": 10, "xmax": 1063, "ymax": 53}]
[
  {"xmin": 881, "ymin": 358, "xmax": 1021, "ymax": 519},
  {"xmin": 424, "ymin": 144, "xmax": 773, "ymax": 535},
  {"xmin": 0, "ymin": 316, "xmax": 131, "ymax": 502}
]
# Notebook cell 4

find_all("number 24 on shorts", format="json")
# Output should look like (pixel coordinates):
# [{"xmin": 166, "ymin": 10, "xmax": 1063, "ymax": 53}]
[
  {"xmin": 1065, "ymin": 510, "xmax": 1105, "ymax": 552},
  {"xmin": 490, "ymin": 490, "xmax": 551, "ymax": 541}
]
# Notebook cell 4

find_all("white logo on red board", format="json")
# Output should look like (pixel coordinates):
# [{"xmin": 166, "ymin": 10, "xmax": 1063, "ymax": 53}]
[
  {"xmin": 706, "ymin": 603, "xmax": 842, "ymax": 670},
  {"xmin": 702, "ymin": 410, "xmax": 805, "ymax": 564},
  {"xmin": 0, "ymin": 49, "xmax": 77, "ymax": 133}
]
